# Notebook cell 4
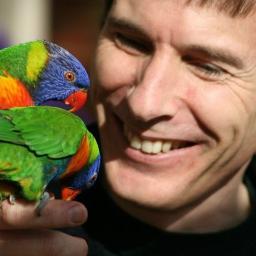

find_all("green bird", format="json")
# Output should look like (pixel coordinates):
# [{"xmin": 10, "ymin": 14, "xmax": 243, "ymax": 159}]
[{"xmin": 0, "ymin": 106, "xmax": 101, "ymax": 209}]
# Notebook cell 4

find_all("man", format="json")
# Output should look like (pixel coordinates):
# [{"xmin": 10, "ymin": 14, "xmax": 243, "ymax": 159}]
[{"xmin": 1, "ymin": 0, "xmax": 256, "ymax": 255}]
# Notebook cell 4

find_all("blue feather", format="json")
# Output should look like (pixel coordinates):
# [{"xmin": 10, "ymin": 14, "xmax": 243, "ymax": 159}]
[
  {"xmin": 33, "ymin": 41, "xmax": 90, "ymax": 105},
  {"xmin": 67, "ymin": 155, "xmax": 101, "ymax": 190}
]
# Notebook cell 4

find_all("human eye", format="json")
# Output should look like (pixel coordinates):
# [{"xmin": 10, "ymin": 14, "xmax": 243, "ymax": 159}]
[
  {"xmin": 113, "ymin": 31, "xmax": 152, "ymax": 55},
  {"xmin": 193, "ymin": 62, "xmax": 225, "ymax": 77},
  {"xmin": 184, "ymin": 57, "xmax": 227, "ymax": 80}
]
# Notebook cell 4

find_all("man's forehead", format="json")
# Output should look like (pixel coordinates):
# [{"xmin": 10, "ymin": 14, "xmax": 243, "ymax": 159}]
[
  {"xmin": 185, "ymin": 0, "xmax": 256, "ymax": 18},
  {"xmin": 110, "ymin": 0, "xmax": 256, "ymax": 18},
  {"xmin": 110, "ymin": 0, "xmax": 256, "ymax": 40}
]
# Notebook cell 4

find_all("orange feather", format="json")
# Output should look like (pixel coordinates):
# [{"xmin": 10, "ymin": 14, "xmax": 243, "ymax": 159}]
[
  {"xmin": 0, "ymin": 72, "xmax": 34, "ymax": 109},
  {"xmin": 61, "ymin": 135, "xmax": 90, "ymax": 179}
]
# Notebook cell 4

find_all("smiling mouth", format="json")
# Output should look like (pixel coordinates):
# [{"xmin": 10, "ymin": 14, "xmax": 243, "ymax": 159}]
[{"xmin": 123, "ymin": 125, "xmax": 196, "ymax": 155}]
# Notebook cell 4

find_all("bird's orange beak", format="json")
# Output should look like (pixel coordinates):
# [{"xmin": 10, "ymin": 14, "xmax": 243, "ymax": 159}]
[
  {"xmin": 61, "ymin": 187, "xmax": 81, "ymax": 201},
  {"xmin": 64, "ymin": 89, "xmax": 88, "ymax": 112}
]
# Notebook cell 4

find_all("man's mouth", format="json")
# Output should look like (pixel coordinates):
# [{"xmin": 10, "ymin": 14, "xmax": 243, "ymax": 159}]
[{"xmin": 124, "ymin": 125, "xmax": 196, "ymax": 155}]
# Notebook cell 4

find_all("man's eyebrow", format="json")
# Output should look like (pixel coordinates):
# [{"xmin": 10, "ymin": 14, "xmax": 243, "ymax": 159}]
[
  {"xmin": 106, "ymin": 17, "xmax": 149, "ymax": 37},
  {"xmin": 183, "ymin": 45, "xmax": 244, "ymax": 69}
]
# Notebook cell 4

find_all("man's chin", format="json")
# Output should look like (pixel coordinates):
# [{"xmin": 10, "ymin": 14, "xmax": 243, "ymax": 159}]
[{"xmin": 102, "ymin": 159, "xmax": 194, "ymax": 213}]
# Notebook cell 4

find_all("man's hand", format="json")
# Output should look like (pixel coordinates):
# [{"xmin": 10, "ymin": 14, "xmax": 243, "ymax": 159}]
[{"xmin": 0, "ymin": 199, "xmax": 88, "ymax": 256}]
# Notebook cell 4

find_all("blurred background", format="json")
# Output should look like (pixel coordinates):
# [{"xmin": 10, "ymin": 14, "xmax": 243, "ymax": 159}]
[{"xmin": 0, "ymin": 0, "xmax": 106, "ymax": 122}]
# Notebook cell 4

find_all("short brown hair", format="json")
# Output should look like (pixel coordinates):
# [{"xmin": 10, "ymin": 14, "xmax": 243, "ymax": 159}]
[
  {"xmin": 104, "ymin": 0, "xmax": 256, "ymax": 18},
  {"xmin": 186, "ymin": 0, "xmax": 256, "ymax": 17}
]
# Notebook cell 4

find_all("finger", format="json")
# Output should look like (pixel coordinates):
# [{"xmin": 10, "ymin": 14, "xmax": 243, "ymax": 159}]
[
  {"xmin": 0, "ymin": 199, "xmax": 87, "ymax": 230},
  {"xmin": 0, "ymin": 229, "xmax": 88, "ymax": 256}
]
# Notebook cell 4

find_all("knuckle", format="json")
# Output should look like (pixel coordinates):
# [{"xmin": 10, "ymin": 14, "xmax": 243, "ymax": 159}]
[
  {"xmin": 0, "ymin": 202, "xmax": 19, "ymax": 226},
  {"xmin": 0, "ymin": 201, "xmax": 35, "ymax": 228}
]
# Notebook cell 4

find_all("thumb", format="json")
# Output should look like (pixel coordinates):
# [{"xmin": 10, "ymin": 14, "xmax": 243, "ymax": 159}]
[{"xmin": 0, "ymin": 199, "xmax": 87, "ymax": 230}]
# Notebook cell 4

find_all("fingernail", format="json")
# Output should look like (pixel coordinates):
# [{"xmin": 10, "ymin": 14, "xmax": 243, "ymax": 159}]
[{"xmin": 69, "ymin": 205, "xmax": 86, "ymax": 224}]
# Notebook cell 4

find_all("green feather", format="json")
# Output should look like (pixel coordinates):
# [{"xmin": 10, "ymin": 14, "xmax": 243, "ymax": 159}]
[
  {"xmin": 0, "ymin": 40, "xmax": 48, "ymax": 87},
  {"xmin": 0, "ymin": 115, "xmax": 24, "ymax": 144},
  {"xmin": 88, "ymin": 132, "xmax": 100, "ymax": 165},
  {"xmin": 0, "ymin": 143, "xmax": 45, "ymax": 201}
]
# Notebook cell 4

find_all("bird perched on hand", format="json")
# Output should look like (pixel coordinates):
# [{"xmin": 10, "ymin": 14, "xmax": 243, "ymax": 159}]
[
  {"xmin": 0, "ymin": 40, "xmax": 100, "ymax": 212},
  {"xmin": 0, "ymin": 106, "xmax": 100, "ymax": 209},
  {"xmin": 0, "ymin": 40, "xmax": 89, "ymax": 112}
]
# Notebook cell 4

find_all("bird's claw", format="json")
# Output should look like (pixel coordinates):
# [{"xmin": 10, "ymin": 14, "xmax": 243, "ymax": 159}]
[
  {"xmin": 35, "ymin": 191, "xmax": 51, "ymax": 216},
  {"xmin": 8, "ymin": 195, "xmax": 16, "ymax": 205}
]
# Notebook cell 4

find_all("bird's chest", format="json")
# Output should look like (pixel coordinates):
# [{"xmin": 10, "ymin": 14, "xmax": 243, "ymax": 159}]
[{"xmin": 0, "ymin": 75, "xmax": 34, "ymax": 109}]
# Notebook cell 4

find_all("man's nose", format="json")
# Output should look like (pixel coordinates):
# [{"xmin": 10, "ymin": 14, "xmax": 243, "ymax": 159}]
[{"xmin": 126, "ymin": 51, "xmax": 183, "ymax": 122}]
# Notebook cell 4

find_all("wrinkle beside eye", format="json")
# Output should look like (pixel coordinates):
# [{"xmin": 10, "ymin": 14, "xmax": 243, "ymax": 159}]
[{"xmin": 181, "ymin": 57, "xmax": 233, "ymax": 83}]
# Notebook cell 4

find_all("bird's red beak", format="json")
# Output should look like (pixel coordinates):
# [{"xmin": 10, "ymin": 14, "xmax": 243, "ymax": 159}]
[
  {"xmin": 64, "ymin": 89, "xmax": 88, "ymax": 112},
  {"xmin": 61, "ymin": 187, "xmax": 81, "ymax": 201}
]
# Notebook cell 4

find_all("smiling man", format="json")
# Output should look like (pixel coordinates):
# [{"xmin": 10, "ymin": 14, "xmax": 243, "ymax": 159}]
[
  {"xmin": 1, "ymin": 0, "xmax": 256, "ymax": 256},
  {"xmin": 85, "ymin": 0, "xmax": 256, "ymax": 254}
]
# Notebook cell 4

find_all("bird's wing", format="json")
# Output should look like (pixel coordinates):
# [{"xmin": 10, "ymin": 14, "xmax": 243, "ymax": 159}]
[
  {"xmin": 0, "ymin": 73, "xmax": 34, "ymax": 109},
  {"xmin": 0, "ymin": 106, "xmax": 86, "ymax": 158}
]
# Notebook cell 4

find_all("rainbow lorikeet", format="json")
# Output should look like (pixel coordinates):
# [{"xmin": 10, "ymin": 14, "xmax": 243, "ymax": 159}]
[
  {"xmin": 0, "ymin": 40, "xmax": 89, "ymax": 112},
  {"xmin": 0, "ymin": 106, "xmax": 101, "ymax": 207}
]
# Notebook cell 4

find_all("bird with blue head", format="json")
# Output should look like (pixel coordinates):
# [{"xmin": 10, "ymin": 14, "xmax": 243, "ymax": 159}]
[
  {"xmin": 0, "ymin": 40, "xmax": 90, "ymax": 112},
  {"xmin": 0, "ymin": 40, "xmax": 100, "ymax": 212}
]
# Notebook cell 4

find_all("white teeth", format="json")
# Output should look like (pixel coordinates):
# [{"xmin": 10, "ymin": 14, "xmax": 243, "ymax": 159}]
[
  {"xmin": 130, "ymin": 138, "xmax": 173, "ymax": 154},
  {"xmin": 142, "ymin": 140, "xmax": 153, "ymax": 154},
  {"xmin": 130, "ymin": 136, "xmax": 142, "ymax": 150},
  {"xmin": 162, "ymin": 142, "xmax": 172, "ymax": 153},
  {"xmin": 124, "ymin": 125, "xmax": 189, "ymax": 154},
  {"xmin": 128, "ymin": 136, "xmax": 174, "ymax": 154},
  {"xmin": 152, "ymin": 141, "xmax": 162, "ymax": 154}
]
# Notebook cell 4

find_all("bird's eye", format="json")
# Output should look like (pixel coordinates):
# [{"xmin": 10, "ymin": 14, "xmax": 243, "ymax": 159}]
[
  {"xmin": 64, "ymin": 71, "xmax": 76, "ymax": 82},
  {"xmin": 88, "ymin": 173, "xmax": 98, "ymax": 185}
]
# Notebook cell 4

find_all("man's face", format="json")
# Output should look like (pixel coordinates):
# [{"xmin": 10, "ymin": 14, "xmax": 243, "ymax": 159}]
[{"xmin": 93, "ymin": 0, "xmax": 256, "ymax": 212}]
